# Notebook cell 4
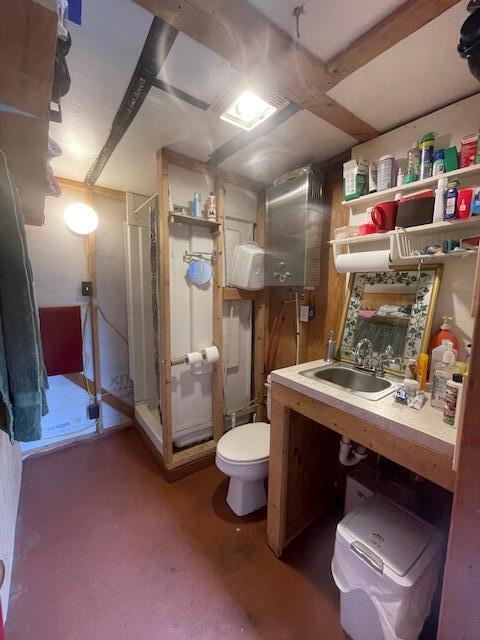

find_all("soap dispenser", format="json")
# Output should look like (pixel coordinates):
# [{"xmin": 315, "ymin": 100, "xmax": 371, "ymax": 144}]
[
  {"xmin": 429, "ymin": 316, "xmax": 459, "ymax": 354},
  {"xmin": 325, "ymin": 330, "xmax": 336, "ymax": 363}
]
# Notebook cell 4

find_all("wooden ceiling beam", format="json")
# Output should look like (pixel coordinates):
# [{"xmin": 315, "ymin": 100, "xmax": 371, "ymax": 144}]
[
  {"xmin": 326, "ymin": 0, "xmax": 462, "ymax": 84},
  {"xmin": 133, "ymin": 0, "xmax": 378, "ymax": 142}
]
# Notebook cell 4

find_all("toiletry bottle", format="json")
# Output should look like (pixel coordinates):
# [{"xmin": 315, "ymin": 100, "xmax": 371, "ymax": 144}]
[
  {"xmin": 432, "ymin": 149, "xmax": 445, "ymax": 176},
  {"xmin": 444, "ymin": 179, "xmax": 460, "ymax": 220},
  {"xmin": 429, "ymin": 316, "xmax": 459, "ymax": 353},
  {"xmin": 419, "ymin": 132, "xmax": 435, "ymax": 180},
  {"xmin": 192, "ymin": 192, "xmax": 202, "ymax": 218},
  {"xmin": 430, "ymin": 340, "xmax": 453, "ymax": 383},
  {"xmin": 443, "ymin": 374, "xmax": 463, "ymax": 426},
  {"xmin": 417, "ymin": 352, "xmax": 429, "ymax": 390},
  {"xmin": 325, "ymin": 330, "xmax": 336, "ymax": 363},
  {"xmin": 207, "ymin": 192, "xmax": 217, "ymax": 221},
  {"xmin": 433, "ymin": 177, "xmax": 448, "ymax": 223},
  {"xmin": 431, "ymin": 347, "xmax": 456, "ymax": 408},
  {"xmin": 405, "ymin": 141, "xmax": 420, "ymax": 183},
  {"xmin": 396, "ymin": 167, "xmax": 404, "ymax": 187}
]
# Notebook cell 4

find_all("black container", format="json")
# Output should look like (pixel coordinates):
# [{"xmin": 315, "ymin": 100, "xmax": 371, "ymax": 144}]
[{"xmin": 396, "ymin": 197, "xmax": 434, "ymax": 228}]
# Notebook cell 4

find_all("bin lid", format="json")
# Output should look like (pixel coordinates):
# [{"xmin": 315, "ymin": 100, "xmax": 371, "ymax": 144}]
[{"xmin": 337, "ymin": 495, "xmax": 438, "ymax": 577}]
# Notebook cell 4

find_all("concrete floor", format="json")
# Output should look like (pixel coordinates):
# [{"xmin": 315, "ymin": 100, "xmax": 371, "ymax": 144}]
[{"xmin": 7, "ymin": 427, "xmax": 345, "ymax": 640}]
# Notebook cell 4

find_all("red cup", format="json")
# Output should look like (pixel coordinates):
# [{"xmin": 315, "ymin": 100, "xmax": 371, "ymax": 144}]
[
  {"xmin": 371, "ymin": 200, "xmax": 399, "ymax": 232},
  {"xmin": 359, "ymin": 223, "xmax": 378, "ymax": 235}
]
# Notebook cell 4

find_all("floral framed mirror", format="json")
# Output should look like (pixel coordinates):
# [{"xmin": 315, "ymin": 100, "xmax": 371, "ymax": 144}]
[{"xmin": 337, "ymin": 265, "xmax": 443, "ymax": 376}]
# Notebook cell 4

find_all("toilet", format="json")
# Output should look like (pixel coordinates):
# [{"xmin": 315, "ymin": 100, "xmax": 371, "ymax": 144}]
[{"xmin": 215, "ymin": 377, "xmax": 272, "ymax": 517}]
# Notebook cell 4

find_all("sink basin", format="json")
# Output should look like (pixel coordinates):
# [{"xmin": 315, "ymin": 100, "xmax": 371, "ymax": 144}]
[{"xmin": 299, "ymin": 362, "xmax": 399, "ymax": 401}]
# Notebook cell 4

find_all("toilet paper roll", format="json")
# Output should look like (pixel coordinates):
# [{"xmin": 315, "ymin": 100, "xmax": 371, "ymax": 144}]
[
  {"xmin": 201, "ymin": 345, "xmax": 220, "ymax": 364},
  {"xmin": 334, "ymin": 250, "xmax": 391, "ymax": 273},
  {"xmin": 185, "ymin": 351, "xmax": 202, "ymax": 366}
]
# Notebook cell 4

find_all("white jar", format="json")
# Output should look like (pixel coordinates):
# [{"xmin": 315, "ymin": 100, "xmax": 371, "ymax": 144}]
[{"xmin": 377, "ymin": 155, "xmax": 395, "ymax": 191}]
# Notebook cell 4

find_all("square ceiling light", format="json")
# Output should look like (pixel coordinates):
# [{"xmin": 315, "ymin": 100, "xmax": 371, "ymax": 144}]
[
  {"xmin": 220, "ymin": 89, "xmax": 277, "ymax": 131},
  {"xmin": 210, "ymin": 74, "xmax": 288, "ymax": 132}
]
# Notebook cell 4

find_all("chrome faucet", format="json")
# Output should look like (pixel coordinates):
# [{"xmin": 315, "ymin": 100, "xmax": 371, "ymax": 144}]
[
  {"xmin": 373, "ymin": 345, "xmax": 394, "ymax": 377},
  {"xmin": 354, "ymin": 338, "xmax": 373, "ymax": 372},
  {"xmin": 354, "ymin": 339, "xmax": 392, "ymax": 377}
]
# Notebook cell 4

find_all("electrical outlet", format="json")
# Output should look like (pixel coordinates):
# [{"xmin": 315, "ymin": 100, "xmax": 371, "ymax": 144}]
[
  {"xmin": 87, "ymin": 403, "xmax": 100, "ymax": 420},
  {"xmin": 82, "ymin": 281, "xmax": 93, "ymax": 296},
  {"xmin": 300, "ymin": 305, "xmax": 315, "ymax": 322}
]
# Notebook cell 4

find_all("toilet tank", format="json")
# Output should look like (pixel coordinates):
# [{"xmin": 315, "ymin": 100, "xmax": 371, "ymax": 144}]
[{"xmin": 265, "ymin": 164, "xmax": 330, "ymax": 287}]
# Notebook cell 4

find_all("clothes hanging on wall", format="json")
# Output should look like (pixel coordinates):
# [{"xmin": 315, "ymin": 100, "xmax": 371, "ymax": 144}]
[{"xmin": 0, "ymin": 151, "xmax": 48, "ymax": 442}]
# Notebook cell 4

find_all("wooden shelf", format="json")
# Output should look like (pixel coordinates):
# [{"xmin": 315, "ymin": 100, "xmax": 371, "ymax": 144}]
[
  {"xmin": 169, "ymin": 211, "xmax": 220, "ymax": 231},
  {"xmin": 223, "ymin": 287, "xmax": 264, "ymax": 301},
  {"xmin": 0, "ymin": 0, "xmax": 58, "ymax": 226},
  {"xmin": 331, "ymin": 217, "xmax": 480, "ymax": 247},
  {"xmin": 342, "ymin": 163, "xmax": 480, "ymax": 209}
]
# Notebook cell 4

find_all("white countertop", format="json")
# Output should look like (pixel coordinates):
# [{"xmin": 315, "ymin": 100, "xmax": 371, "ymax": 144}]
[{"xmin": 270, "ymin": 359, "xmax": 456, "ymax": 456}]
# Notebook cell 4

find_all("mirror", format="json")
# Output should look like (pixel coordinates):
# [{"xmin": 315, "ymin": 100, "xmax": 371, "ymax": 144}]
[{"xmin": 337, "ymin": 266, "xmax": 442, "ymax": 375}]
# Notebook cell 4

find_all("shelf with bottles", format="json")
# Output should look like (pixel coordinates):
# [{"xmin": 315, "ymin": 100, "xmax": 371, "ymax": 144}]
[
  {"xmin": 169, "ymin": 210, "xmax": 220, "ymax": 231},
  {"xmin": 341, "ymin": 163, "xmax": 480, "ymax": 212}
]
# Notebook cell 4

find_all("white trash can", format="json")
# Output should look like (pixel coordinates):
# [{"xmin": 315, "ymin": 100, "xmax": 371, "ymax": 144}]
[{"xmin": 332, "ymin": 494, "xmax": 442, "ymax": 640}]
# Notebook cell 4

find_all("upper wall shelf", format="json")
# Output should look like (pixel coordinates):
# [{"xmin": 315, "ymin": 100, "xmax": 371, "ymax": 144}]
[
  {"xmin": 169, "ymin": 211, "xmax": 220, "ymax": 231},
  {"xmin": 342, "ymin": 163, "xmax": 480, "ymax": 210}
]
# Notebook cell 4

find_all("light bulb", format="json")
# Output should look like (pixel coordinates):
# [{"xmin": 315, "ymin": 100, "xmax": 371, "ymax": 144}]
[
  {"xmin": 64, "ymin": 202, "xmax": 99, "ymax": 235},
  {"xmin": 235, "ymin": 90, "xmax": 267, "ymax": 120}
]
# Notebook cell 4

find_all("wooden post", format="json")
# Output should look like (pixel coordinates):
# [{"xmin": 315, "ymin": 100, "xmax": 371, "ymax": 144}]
[
  {"xmin": 437, "ymin": 309, "xmax": 480, "ymax": 639},
  {"xmin": 157, "ymin": 149, "xmax": 173, "ymax": 466},
  {"xmin": 85, "ymin": 189, "xmax": 103, "ymax": 434},
  {"xmin": 267, "ymin": 398, "xmax": 290, "ymax": 556},
  {"xmin": 254, "ymin": 191, "xmax": 266, "ymax": 420},
  {"xmin": 212, "ymin": 177, "xmax": 225, "ymax": 442}
]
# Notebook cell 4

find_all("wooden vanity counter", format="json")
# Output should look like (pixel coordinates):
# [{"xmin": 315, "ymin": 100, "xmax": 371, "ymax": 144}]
[{"xmin": 266, "ymin": 360, "xmax": 456, "ymax": 557}]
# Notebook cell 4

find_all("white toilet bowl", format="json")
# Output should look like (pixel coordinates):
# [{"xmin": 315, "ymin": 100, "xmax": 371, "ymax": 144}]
[{"xmin": 215, "ymin": 421, "xmax": 270, "ymax": 516}]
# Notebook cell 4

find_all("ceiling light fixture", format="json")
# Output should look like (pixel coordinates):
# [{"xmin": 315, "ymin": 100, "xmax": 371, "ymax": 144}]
[
  {"xmin": 220, "ymin": 89, "xmax": 277, "ymax": 131},
  {"xmin": 64, "ymin": 202, "xmax": 99, "ymax": 235}
]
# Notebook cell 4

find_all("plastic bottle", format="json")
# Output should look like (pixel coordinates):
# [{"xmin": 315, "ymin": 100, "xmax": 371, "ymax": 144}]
[
  {"xmin": 429, "ymin": 316, "xmax": 459, "ymax": 353},
  {"xmin": 405, "ymin": 141, "xmax": 420, "ymax": 183},
  {"xmin": 432, "ymin": 149, "xmax": 445, "ymax": 176},
  {"xmin": 396, "ymin": 167, "xmax": 404, "ymax": 187},
  {"xmin": 207, "ymin": 192, "xmax": 217, "ymax": 221},
  {"xmin": 430, "ymin": 339, "xmax": 453, "ymax": 383},
  {"xmin": 192, "ymin": 192, "xmax": 202, "ymax": 218},
  {"xmin": 443, "ymin": 374, "xmax": 463, "ymax": 426},
  {"xmin": 444, "ymin": 179, "xmax": 460, "ymax": 220},
  {"xmin": 419, "ymin": 132, "xmax": 436, "ymax": 180},
  {"xmin": 433, "ymin": 177, "xmax": 448, "ymax": 223},
  {"xmin": 417, "ymin": 353, "xmax": 429, "ymax": 390},
  {"xmin": 431, "ymin": 347, "xmax": 456, "ymax": 408}
]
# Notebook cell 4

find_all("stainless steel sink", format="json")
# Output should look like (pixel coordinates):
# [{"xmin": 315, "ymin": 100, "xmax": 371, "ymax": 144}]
[{"xmin": 299, "ymin": 362, "xmax": 399, "ymax": 401}]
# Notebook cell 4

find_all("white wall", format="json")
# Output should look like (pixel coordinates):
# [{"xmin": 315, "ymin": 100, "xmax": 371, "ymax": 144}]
[
  {"xmin": 350, "ymin": 94, "xmax": 480, "ymax": 358},
  {"xmin": 0, "ymin": 431, "xmax": 22, "ymax": 619},
  {"xmin": 23, "ymin": 187, "xmax": 132, "ymax": 453}
]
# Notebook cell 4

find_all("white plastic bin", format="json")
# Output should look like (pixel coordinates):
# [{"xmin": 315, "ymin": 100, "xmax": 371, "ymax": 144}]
[
  {"xmin": 332, "ymin": 494, "xmax": 442, "ymax": 640},
  {"xmin": 229, "ymin": 242, "xmax": 264, "ymax": 290}
]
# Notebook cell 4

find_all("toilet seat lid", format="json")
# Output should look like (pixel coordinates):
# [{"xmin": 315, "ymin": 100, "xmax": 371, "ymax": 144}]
[{"xmin": 217, "ymin": 422, "xmax": 270, "ymax": 463}]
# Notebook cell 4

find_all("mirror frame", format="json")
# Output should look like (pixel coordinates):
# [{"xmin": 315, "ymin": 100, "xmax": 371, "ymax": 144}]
[{"xmin": 336, "ymin": 265, "xmax": 443, "ymax": 376}]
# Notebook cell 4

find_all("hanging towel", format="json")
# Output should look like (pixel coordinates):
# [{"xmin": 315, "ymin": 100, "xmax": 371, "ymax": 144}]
[{"xmin": 0, "ymin": 151, "xmax": 48, "ymax": 442}]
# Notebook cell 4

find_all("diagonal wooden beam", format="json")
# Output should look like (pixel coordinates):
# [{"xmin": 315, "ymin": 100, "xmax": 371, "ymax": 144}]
[
  {"xmin": 326, "ymin": 0, "xmax": 462, "ymax": 84},
  {"xmin": 133, "ymin": 0, "xmax": 378, "ymax": 142}
]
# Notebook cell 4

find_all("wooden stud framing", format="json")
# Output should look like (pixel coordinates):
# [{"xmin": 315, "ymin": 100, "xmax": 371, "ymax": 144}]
[
  {"xmin": 253, "ymin": 191, "xmax": 267, "ymax": 420},
  {"xmin": 56, "ymin": 177, "xmax": 125, "ymax": 201},
  {"xmin": 271, "ymin": 382, "xmax": 455, "ymax": 492},
  {"xmin": 326, "ymin": 0, "xmax": 462, "ymax": 84},
  {"xmin": 212, "ymin": 177, "xmax": 225, "ymax": 442},
  {"xmin": 157, "ymin": 149, "xmax": 174, "ymax": 467},
  {"xmin": 437, "ymin": 311, "xmax": 480, "ymax": 638},
  {"xmin": 85, "ymin": 189, "xmax": 103, "ymax": 434},
  {"xmin": 156, "ymin": 149, "xmax": 256, "ymax": 471}
]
